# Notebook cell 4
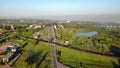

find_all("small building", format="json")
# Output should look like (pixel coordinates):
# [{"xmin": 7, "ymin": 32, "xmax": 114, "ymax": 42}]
[
  {"xmin": 54, "ymin": 25, "xmax": 57, "ymax": 30},
  {"xmin": 11, "ymin": 47, "xmax": 16, "ymax": 52},
  {"xmin": 26, "ymin": 24, "xmax": 42, "ymax": 29},
  {"xmin": 65, "ymin": 41, "xmax": 69, "ymax": 45},
  {"xmin": 34, "ymin": 25, "xmax": 41, "ymax": 29},
  {"xmin": 7, "ymin": 44, "xmax": 20, "ymax": 52},
  {"xmin": 3, "ymin": 53, "xmax": 14, "ymax": 63},
  {"xmin": 7, "ymin": 45, "xmax": 18, "ymax": 52},
  {"xmin": 0, "ymin": 43, "xmax": 20, "ymax": 63},
  {"xmin": 10, "ymin": 25, "xmax": 15, "ymax": 31}
]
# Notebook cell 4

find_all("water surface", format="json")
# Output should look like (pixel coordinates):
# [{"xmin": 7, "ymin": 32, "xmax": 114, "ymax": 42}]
[{"xmin": 77, "ymin": 31, "xmax": 98, "ymax": 37}]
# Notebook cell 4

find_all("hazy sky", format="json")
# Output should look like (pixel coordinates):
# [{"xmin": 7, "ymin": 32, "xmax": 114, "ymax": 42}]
[{"xmin": 0, "ymin": 0, "xmax": 120, "ymax": 22}]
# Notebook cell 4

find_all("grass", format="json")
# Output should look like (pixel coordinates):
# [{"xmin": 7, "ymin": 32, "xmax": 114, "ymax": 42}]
[
  {"xmin": 56, "ymin": 46, "xmax": 119, "ymax": 68},
  {"xmin": 13, "ymin": 40, "xmax": 52, "ymax": 68}
]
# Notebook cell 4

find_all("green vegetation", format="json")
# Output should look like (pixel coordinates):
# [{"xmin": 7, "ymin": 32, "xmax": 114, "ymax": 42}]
[
  {"xmin": 55, "ymin": 23, "xmax": 120, "ymax": 54},
  {"xmin": 56, "ymin": 46, "xmax": 119, "ymax": 68},
  {"xmin": 54, "ymin": 22, "xmax": 120, "ymax": 68},
  {"xmin": 13, "ymin": 40, "xmax": 52, "ymax": 68},
  {"xmin": 0, "ymin": 22, "xmax": 120, "ymax": 68},
  {"xmin": 0, "ymin": 23, "xmax": 53, "ymax": 68}
]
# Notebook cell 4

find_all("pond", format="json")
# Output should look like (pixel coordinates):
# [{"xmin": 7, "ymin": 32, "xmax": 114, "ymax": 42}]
[{"xmin": 77, "ymin": 31, "xmax": 98, "ymax": 37}]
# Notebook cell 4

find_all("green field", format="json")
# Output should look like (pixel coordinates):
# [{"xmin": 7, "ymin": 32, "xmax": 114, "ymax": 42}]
[
  {"xmin": 13, "ymin": 40, "xmax": 53, "ymax": 68},
  {"xmin": 55, "ymin": 23, "xmax": 120, "ymax": 54},
  {"xmin": 56, "ymin": 46, "xmax": 119, "ymax": 68}
]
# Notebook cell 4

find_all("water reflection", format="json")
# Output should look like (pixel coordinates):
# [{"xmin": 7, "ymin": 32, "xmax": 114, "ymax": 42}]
[{"xmin": 77, "ymin": 31, "xmax": 98, "ymax": 37}]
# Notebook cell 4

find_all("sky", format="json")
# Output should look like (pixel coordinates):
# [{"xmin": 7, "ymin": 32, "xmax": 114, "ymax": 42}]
[{"xmin": 0, "ymin": 0, "xmax": 120, "ymax": 22}]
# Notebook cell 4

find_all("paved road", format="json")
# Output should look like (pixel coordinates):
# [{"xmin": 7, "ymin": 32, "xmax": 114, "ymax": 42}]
[
  {"xmin": 51, "ymin": 46, "xmax": 57, "ymax": 68},
  {"xmin": 49, "ymin": 25, "xmax": 57, "ymax": 68},
  {"xmin": 49, "ymin": 25, "xmax": 68, "ymax": 68}
]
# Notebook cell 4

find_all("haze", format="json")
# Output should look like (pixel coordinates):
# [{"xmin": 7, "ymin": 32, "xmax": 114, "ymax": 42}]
[{"xmin": 0, "ymin": 0, "xmax": 120, "ymax": 22}]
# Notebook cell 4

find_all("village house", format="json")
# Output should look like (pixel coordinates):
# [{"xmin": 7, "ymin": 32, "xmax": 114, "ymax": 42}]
[
  {"xmin": 0, "ymin": 42, "xmax": 20, "ymax": 63},
  {"xmin": 65, "ymin": 41, "xmax": 69, "ymax": 45},
  {"xmin": 26, "ymin": 24, "xmax": 42, "ymax": 29}
]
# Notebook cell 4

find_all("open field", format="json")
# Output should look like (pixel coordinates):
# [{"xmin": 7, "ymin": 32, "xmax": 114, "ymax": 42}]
[
  {"xmin": 13, "ymin": 40, "xmax": 53, "ymax": 68},
  {"xmin": 56, "ymin": 46, "xmax": 119, "ymax": 68}
]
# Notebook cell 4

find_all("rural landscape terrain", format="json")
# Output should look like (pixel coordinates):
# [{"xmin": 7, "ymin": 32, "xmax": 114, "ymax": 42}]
[{"xmin": 0, "ymin": 20, "xmax": 119, "ymax": 68}]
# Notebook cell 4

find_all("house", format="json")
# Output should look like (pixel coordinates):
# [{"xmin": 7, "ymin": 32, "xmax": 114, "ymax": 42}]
[
  {"xmin": 3, "ymin": 53, "xmax": 14, "ymax": 63},
  {"xmin": 54, "ymin": 25, "xmax": 57, "ymax": 30},
  {"xmin": 34, "ymin": 25, "xmax": 41, "ymax": 29},
  {"xmin": 58, "ymin": 24, "xmax": 64, "ymax": 29},
  {"xmin": 29, "ymin": 25, "xmax": 34, "ymax": 28},
  {"xmin": 10, "ymin": 25, "xmax": 15, "ymax": 31},
  {"xmin": 6, "ymin": 53, "xmax": 13, "ymax": 61},
  {"xmin": 7, "ymin": 44, "xmax": 19, "ymax": 52},
  {"xmin": 11, "ymin": 47, "xmax": 16, "ymax": 52},
  {"xmin": 65, "ymin": 41, "xmax": 69, "ymax": 45},
  {"xmin": 0, "ymin": 43, "xmax": 20, "ymax": 63},
  {"xmin": 26, "ymin": 24, "xmax": 42, "ymax": 29}
]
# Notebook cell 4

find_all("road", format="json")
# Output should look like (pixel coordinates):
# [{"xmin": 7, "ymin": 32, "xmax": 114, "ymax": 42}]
[
  {"xmin": 49, "ymin": 25, "xmax": 57, "ymax": 68},
  {"xmin": 49, "ymin": 25, "xmax": 69, "ymax": 68}
]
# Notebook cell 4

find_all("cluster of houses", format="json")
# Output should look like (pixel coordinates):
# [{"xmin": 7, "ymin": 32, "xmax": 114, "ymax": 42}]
[
  {"xmin": 53, "ymin": 24, "xmax": 64, "ymax": 30},
  {"xmin": 94, "ymin": 25, "xmax": 120, "ymax": 29},
  {"xmin": 26, "ymin": 24, "xmax": 45, "ymax": 29},
  {"xmin": 0, "ymin": 40, "xmax": 12, "ymax": 47},
  {"xmin": 53, "ymin": 24, "xmax": 64, "ymax": 38},
  {"xmin": 0, "ymin": 41, "xmax": 20, "ymax": 64},
  {"xmin": 56, "ymin": 20, "xmax": 70, "ymax": 23}
]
